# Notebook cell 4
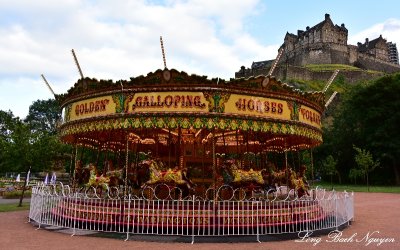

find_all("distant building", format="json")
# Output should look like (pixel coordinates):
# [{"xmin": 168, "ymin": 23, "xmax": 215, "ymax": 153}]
[
  {"xmin": 236, "ymin": 14, "xmax": 400, "ymax": 79},
  {"xmin": 387, "ymin": 42, "xmax": 399, "ymax": 65}
]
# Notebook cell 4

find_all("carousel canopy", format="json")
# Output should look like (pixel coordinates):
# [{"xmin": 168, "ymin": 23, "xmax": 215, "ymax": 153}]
[{"xmin": 57, "ymin": 68, "xmax": 325, "ymax": 152}]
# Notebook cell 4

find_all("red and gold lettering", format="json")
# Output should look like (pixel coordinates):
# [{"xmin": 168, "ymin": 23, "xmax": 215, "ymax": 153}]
[{"xmin": 75, "ymin": 99, "xmax": 110, "ymax": 116}]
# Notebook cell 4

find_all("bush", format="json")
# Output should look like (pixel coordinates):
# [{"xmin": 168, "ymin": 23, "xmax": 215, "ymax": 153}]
[{"xmin": 2, "ymin": 190, "xmax": 31, "ymax": 199}]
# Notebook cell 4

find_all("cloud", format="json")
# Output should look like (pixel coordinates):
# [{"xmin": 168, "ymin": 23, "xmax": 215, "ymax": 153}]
[
  {"xmin": 0, "ymin": 0, "xmax": 280, "ymax": 118},
  {"xmin": 349, "ymin": 18, "xmax": 400, "ymax": 46},
  {"xmin": 0, "ymin": 77, "xmax": 53, "ymax": 119}
]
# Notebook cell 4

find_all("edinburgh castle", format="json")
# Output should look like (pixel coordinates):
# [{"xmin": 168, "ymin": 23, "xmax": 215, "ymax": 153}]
[{"xmin": 236, "ymin": 14, "xmax": 400, "ymax": 82}]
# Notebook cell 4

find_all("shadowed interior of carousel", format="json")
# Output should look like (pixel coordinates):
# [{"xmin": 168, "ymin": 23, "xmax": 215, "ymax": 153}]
[{"xmin": 67, "ymin": 127, "xmax": 314, "ymax": 201}]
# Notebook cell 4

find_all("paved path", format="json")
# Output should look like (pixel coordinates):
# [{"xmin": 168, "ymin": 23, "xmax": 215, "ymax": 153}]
[
  {"xmin": 0, "ymin": 192, "xmax": 399, "ymax": 250},
  {"xmin": 0, "ymin": 198, "xmax": 30, "ymax": 204}
]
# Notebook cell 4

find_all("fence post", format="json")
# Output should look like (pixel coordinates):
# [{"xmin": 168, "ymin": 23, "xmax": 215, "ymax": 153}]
[
  {"xmin": 334, "ymin": 190, "xmax": 338, "ymax": 231},
  {"xmin": 191, "ymin": 195, "xmax": 195, "ymax": 244},
  {"xmin": 36, "ymin": 185, "xmax": 44, "ymax": 230},
  {"xmin": 125, "ymin": 194, "xmax": 131, "ymax": 241},
  {"xmin": 72, "ymin": 192, "xmax": 78, "ymax": 236},
  {"xmin": 256, "ymin": 201, "xmax": 260, "ymax": 243}
]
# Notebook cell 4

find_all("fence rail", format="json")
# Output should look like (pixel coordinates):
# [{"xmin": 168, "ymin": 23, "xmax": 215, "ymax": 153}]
[{"xmin": 29, "ymin": 183, "xmax": 354, "ymax": 242}]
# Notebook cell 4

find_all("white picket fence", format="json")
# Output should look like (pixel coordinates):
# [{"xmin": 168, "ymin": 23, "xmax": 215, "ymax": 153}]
[{"xmin": 28, "ymin": 183, "xmax": 354, "ymax": 242}]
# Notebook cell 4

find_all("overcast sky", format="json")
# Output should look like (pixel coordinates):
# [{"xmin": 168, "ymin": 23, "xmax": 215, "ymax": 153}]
[{"xmin": 1, "ymin": 0, "xmax": 400, "ymax": 118}]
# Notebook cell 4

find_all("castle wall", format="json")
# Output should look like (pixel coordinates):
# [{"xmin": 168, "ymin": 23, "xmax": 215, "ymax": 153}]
[
  {"xmin": 282, "ymin": 42, "xmax": 351, "ymax": 66},
  {"xmin": 329, "ymin": 43, "xmax": 350, "ymax": 64},
  {"xmin": 307, "ymin": 45, "xmax": 332, "ymax": 64},
  {"xmin": 277, "ymin": 66, "xmax": 384, "ymax": 83},
  {"xmin": 281, "ymin": 40, "xmax": 400, "ymax": 74},
  {"xmin": 356, "ymin": 55, "xmax": 400, "ymax": 73},
  {"xmin": 348, "ymin": 45, "xmax": 358, "ymax": 64},
  {"xmin": 234, "ymin": 65, "xmax": 385, "ymax": 84}
]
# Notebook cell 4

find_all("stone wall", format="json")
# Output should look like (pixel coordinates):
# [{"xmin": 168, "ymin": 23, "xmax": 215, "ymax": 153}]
[
  {"xmin": 235, "ymin": 65, "xmax": 385, "ymax": 84},
  {"xmin": 281, "ymin": 42, "xmax": 352, "ymax": 66},
  {"xmin": 281, "ymin": 66, "xmax": 384, "ymax": 83},
  {"xmin": 356, "ymin": 54, "xmax": 400, "ymax": 73}
]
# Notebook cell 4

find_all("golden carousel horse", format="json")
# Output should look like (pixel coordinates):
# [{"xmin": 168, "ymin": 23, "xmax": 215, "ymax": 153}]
[
  {"xmin": 269, "ymin": 166, "xmax": 309, "ymax": 197},
  {"xmin": 139, "ymin": 159, "xmax": 194, "ymax": 197},
  {"xmin": 140, "ymin": 160, "xmax": 190, "ymax": 186},
  {"xmin": 221, "ymin": 159, "xmax": 265, "ymax": 187},
  {"xmin": 85, "ymin": 163, "xmax": 110, "ymax": 190}
]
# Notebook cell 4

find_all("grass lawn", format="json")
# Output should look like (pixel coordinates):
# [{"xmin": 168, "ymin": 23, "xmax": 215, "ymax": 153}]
[
  {"xmin": 312, "ymin": 181, "xmax": 400, "ymax": 193},
  {"xmin": 0, "ymin": 202, "xmax": 30, "ymax": 212},
  {"xmin": 305, "ymin": 64, "xmax": 362, "ymax": 71}
]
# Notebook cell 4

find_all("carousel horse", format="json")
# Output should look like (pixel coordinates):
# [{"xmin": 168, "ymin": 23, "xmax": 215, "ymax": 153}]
[
  {"xmin": 139, "ymin": 159, "xmax": 194, "ymax": 194},
  {"xmin": 221, "ymin": 160, "xmax": 265, "ymax": 189},
  {"xmin": 104, "ymin": 160, "xmax": 124, "ymax": 187},
  {"xmin": 269, "ymin": 166, "xmax": 309, "ymax": 197},
  {"xmin": 74, "ymin": 160, "xmax": 90, "ymax": 187},
  {"xmin": 129, "ymin": 161, "xmax": 149, "ymax": 188},
  {"xmin": 85, "ymin": 163, "xmax": 110, "ymax": 190},
  {"xmin": 270, "ymin": 168, "xmax": 287, "ymax": 185},
  {"xmin": 288, "ymin": 165, "xmax": 309, "ymax": 197}
]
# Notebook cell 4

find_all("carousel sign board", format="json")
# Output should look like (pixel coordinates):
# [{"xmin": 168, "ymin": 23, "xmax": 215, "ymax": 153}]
[
  {"xmin": 65, "ymin": 91, "xmax": 321, "ymax": 129},
  {"xmin": 69, "ymin": 96, "xmax": 116, "ymax": 121},
  {"xmin": 225, "ymin": 94, "xmax": 290, "ymax": 120},
  {"xmin": 298, "ymin": 105, "xmax": 322, "ymax": 128},
  {"xmin": 130, "ymin": 92, "xmax": 207, "ymax": 112}
]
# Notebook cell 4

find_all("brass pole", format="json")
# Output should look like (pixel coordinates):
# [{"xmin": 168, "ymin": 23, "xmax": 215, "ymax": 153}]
[
  {"xmin": 285, "ymin": 140, "xmax": 289, "ymax": 187},
  {"xmin": 310, "ymin": 148, "xmax": 314, "ymax": 187},
  {"xmin": 168, "ymin": 128, "xmax": 171, "ymax": 168},
  {"xmin": 212, "ymin": 132, "xmax": 217, "ymax": 201},
  {"xmin": 124, "ymin": 137, "xmax": 129, "ymax": 197},
  {"xmin": 68, "ymin": 149, "xmax": 74, "ymax": 185},
  {"xmin": 72, "ymin": 144, "xmax": 79, "ymax": 190}
]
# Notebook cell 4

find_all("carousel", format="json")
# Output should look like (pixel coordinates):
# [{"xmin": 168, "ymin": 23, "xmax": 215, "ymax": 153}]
[{"xmin": 29, "ymin": 46, "xmax": 354, "ymax": 241}]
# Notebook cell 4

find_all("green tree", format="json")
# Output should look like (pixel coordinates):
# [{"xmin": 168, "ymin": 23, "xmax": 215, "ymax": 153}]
[
  {"xmin": 0, "ymin": 99, "xmax": 70, "ymax": 175},
  {"xmin": 24, "ymin": 99, "xmax": 71, "ymax": 173},
  {"xmin": 348, "ymin": 168, "xmax": 363, "ymax": 185},
  {"xmin": 0, "ymin": 110, "xmax": 16, "ymax": 172},
  {"xmin": 353, "ymin": 146, "xmax": 380, "ymax": 191},
  {"xmin": 0, "ymin": 110, "xmax": 15, "ymax": 139},
  {"xmin": 0, "ymin": 111, "xmax": 36, "ymax": 173},
  {"xmin": 4, "ymin": 118, "xmax": 36, "ymax": 172},
  {"xmin": 322, "ymin": 155, "xmax": 338, "ymax": 189},
  {"xmin": 324, "ymin": 73, "xmax": 400, "ymax": 185},
  {"xmin": 24, "ymin": 99, "xmax": 61, "ymax": 135}
]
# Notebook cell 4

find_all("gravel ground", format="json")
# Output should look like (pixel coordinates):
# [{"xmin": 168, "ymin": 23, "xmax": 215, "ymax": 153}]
[{"xmin": 0, "ymin": 192, "xmax": 399, "ymax": 250}]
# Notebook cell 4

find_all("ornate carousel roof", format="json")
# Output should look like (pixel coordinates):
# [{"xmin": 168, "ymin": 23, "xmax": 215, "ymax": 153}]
[{"xmin": 57, "ymin": 68, "xmax": 325, "ymax": 151}]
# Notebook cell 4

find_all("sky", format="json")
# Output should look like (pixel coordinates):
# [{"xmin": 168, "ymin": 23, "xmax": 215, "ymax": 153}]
[{"xmin": 1, "ymin": 0, "xmax": 400, "ymax": 118}]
